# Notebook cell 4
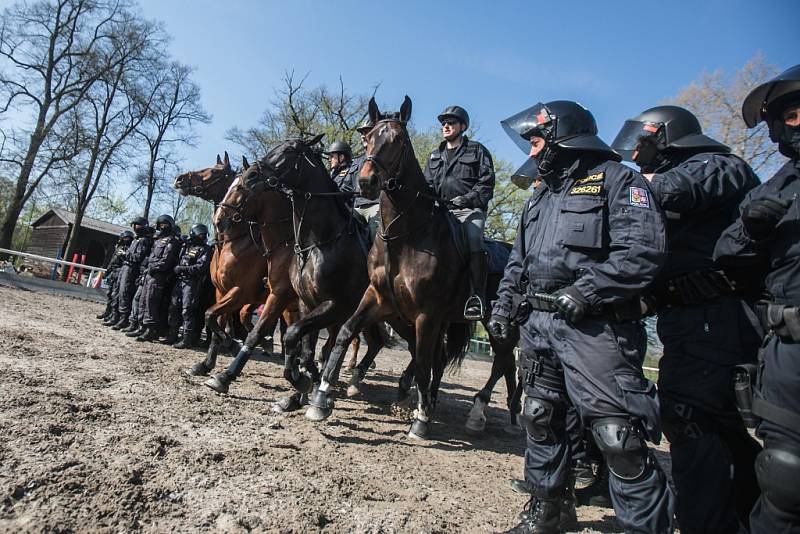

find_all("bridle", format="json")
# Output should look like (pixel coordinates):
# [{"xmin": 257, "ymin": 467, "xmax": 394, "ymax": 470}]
[{"xmin": 181, "ymin": 166, "xmax": 237, "ymax": 199}]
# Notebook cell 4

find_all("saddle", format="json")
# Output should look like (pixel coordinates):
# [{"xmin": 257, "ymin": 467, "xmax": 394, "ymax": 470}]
[{"xmin": 442, "ymin": 210, "xmax": 510, "ymax": 275}]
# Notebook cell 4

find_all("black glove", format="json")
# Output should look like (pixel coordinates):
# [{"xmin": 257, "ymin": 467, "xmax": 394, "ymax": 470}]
[
  {"xmin": 487, "ymin": 315, "xmax": 511, "ymax": 343},
  {"xmin": 741, "ymin": 195, "xmax": 791, "ymax": 241},
  {"xmin": 449, "ymin": 195, "xmax": 471, "ymax": 209},
  {"xmin": 174, "ymin": 265, "xmax": 186, "ymax": 275},
  {"xmin": 554, "ymin": 286, "xmax": 589, "ymax": 324}
]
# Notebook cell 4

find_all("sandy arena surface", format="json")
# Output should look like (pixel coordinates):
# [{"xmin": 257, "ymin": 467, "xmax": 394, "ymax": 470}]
[{"xmin": 0, "ymin": 285, "xmax": 637, "ymax": 533}]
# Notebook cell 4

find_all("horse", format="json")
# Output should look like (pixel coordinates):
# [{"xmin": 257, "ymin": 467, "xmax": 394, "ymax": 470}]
[
  {"xmin": 306, "ymin": 96, "xmax": 520, "ymax": 439},
  {"xmin": 173, "ymin": 152, "xmax": 275, "ymax": 376},
  {"xmin": 239, "ymin": 136, "xmax": 418, "ymax": 406}
]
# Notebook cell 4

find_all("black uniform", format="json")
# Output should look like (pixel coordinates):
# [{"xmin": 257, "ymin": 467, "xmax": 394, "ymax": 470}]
[
  {"xmin": 714, "ymin": 159, "xmax": 800, "ymax": 534},
  {"xmin": 168, "ymin": 240, "xmax": 211, "ymax": 336},
  {"xmin": 117, "ymin": 232, "xmax": 153, "ymax": 319},
  {"xmin": 141, "ymin": 234, "xmax": 180, "ymax": 327},
  {"xmin": 330, "ymin": 160, "xmax": 359, "ymax": 196},
  {"xmin": 493, "ymin": 155, "xmax": 674, "ymax": 534},
  {"xmin": 423, "ymin": 136, "xmax": 495, "ymax": 211},
  {"xmin": 103, "ymin": 242, "xmax": 127, "ymax": 316},
  {"xmin": 648, "ymin": 152, "xmax": 763, "ymax": 533}
]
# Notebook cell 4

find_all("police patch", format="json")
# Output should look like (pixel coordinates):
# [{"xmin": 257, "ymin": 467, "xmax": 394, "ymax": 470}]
[
  {"xmin": 569, "ymin": 184, "xmax": 602, "ymax": 195},
  {"xmin": 629, "ymin": 187, "xmax": 651, "ymax": 208},
  {"xmin": 575, "ymin": 172, "xmax": 604, "ymax": 185}
]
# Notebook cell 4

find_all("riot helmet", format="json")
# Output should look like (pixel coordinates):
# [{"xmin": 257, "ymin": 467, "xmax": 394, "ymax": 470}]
[
  {"xmin": 155, "ymin": 214, "xmax": 175, "ymax": 237},
  {"xmin": 130, "ymin": 216, "xmax": 148, "ymax": 237},
  {"xmin": 510, "ymin": 157, "xmax": 539, "ymax": 190},
  {"xmin": 611, "ymin": 105, "xmax": 729, "ymax": 172},
  {"xmin": 437, "ymin": 105, "xmax": 470, "ymax": 128},
  {"xmin": 742, "ymin": 64, "xmax": 800, "ymax": 158},
  {"xmin": 325, "ymin": 141, "xmax": 353, "ymax": 160},
  {"xmin": 190, "ymin": 223, "xmax": 209, "ymax": 242},
  {"xmin": 119, "ymin": 230, "xmax": 135, "ymax": 243}
]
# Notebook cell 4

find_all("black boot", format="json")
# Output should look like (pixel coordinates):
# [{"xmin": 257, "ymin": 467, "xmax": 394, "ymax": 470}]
[
  {"xmin": 97, "ymin": 303, "xmax": 112, "ymax": 320},
  {"xmin": 122, "ymin": 320, "xmax": 139, "ymax": 333},
  {"xmin": 111, "ymin": 317, "xmax": 129, "ymax": 330},
  {"xmin": 125, "ymin": 323, "xmax": 144, "ymax": 337},
  {"xmin": 559, "ymin": 475, "xmax": 578, "ymax": 531},
  {"xmin": 160, "ymin": 328, "xmax": 179, "ymax": 345},
  {"xmin": 173, "ymin": 331, "xmax": 195, "ymax": 349},
  {"xmin": 464, "ymin": 251, "xmax": 488, "ymax": 321},
  {"xmin": 102, "ymin": 312, "xmax": 119, "ymax": 326},
  {"xmin": 135, "ymin": 327, "xmax": 159, "ymax": 342},
  {"xmin": 575, "ymin": 463, "xmax": 611, "ymax": 508},
  {"xmin": 505, "ymin": 495, "xmax": 561, "ymax": 534}
]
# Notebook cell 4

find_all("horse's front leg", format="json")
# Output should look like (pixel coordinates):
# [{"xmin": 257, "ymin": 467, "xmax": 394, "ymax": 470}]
[
  {"xmin": 408, "ymin": 314, "xmax": 444, "ymax": 440},
  {"xmin": 306, "ymin": 287, "xmax": 389, "ymax": 421},
  {"xmin": 282, "ymin": 300, "xmax": 338, "ymax": 394}
]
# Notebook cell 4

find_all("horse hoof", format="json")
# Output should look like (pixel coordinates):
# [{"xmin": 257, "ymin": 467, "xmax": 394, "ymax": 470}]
[
  {"xmin": 272, "ymin": 394, "xmax": 302, "ymax": 413},
  {"xmin": 465, "ymin": 419, "xmax": 486, "ymax": 435},
  {"xmin": 204, "ymin": 374, "xmax": 230, "ymax": 394},
  {"xmin": 185, "ymin": 361, "xmax": 211, "ymax": 377},
  {"xmin": 305, "ymin": 405, "xmax": 331, "ymax": 421},
  {"xmin": 408, "ymin": 419, "xmax": 430, "ymax": 440}
]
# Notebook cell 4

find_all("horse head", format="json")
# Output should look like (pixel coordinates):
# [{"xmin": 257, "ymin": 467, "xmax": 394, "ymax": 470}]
[
  {"xmin": 173, "ymin": 151, "xmax": 236, "ymax": 204},
  {"xmin": 213, "ymin": 171, "xmax": 256, "ymax": 234},
  {"xmin": 244, "ymin": 134, "xmax": 330, "ymax": 194},
  {"xmin": 360, "ymin": 96, "xmax": 413, "ymax": 199}
]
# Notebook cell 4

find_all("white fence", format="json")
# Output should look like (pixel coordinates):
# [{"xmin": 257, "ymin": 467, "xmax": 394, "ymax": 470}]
[{"xmin": 0, "ymin": 247, "xmax": 106, "ymax": 288}]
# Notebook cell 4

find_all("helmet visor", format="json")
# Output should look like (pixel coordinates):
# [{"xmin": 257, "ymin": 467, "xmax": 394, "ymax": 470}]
[
  {"xmin": 501, "ymin": 103, "xmax": 551, "ymax": 154},
  {"xmin": 510, "ymin": 157, "xmax": 539, "ymax": 190},
  {"xmin": 611, "ymin": 120, "xmax": 662, "ymax": 161}
]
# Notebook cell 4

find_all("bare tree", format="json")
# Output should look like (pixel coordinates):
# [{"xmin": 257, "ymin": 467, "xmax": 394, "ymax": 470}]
[
  {"xmin": 226, "ymin": 72, "xmax": 376, "ymax": 160},
  {"xmin": 0, "ymin": 0, "xmax": 138, "ymax": 254},
  {"xmin": 133, "ymin": 60, "xmax": 210, "ymax": 219},
  {"xmin": 664, "ymin": 53, "xmax": 783, "ymax": 177}
]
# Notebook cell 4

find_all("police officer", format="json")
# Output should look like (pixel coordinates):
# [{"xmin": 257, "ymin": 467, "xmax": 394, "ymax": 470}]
[
  {"xmin": 325, "ymin": 140, "xmax": 359, "ymax": 195},
  {"xmin": 490, "ymin": 100, "xmax": 674, "ymax": 533},
  {"xmin": 423, "ymin": 105, "xmax": 495, "ymax": 320},
  {"xmin": 109, "ymin": 217, "xmax": 152, "ymax": 330},
  {"xmin": 97, "ymin": 230, "xmax": 134, "ymax": 322},
  {"xmin": 135, "ymin": 214, "xmax": 181, "ymax": 342},
  {"xmin": 611, "ymin": 105, "xmax": 763, "ymax": 533},
  {"xmin": 162, "ymin": 223, "xmax": 211, "ymax": 348},
  {"xmin": 714, "ymin": 64, "xmax": 800, "ymax": 534}
]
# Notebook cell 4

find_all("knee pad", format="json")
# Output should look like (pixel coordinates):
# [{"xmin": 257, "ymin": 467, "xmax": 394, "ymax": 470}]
[
  {"xmin": 591, "ymin": 417, "xmax": 649, "ymax": 481},
  {"xmin": 519, "ymin": 397, "xmax": 556, "ymax": 443},
  {"xmin": 756, "ymin": 444, "xmax": 800, "ymax": 514}
]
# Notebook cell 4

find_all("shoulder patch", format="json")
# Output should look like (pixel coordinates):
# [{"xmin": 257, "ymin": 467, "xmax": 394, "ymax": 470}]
[
  {"xmin": 569, "ymin": 184, "xmax": 603, "ymax": 196},
  {"xmin": 338, "ymin": 169, "xmax": 347, "ymax": 176},
  {"xmin": 629, "ymin": 186, "xmax": 651, "ymax": 208},
  {"xmin": 575, "ymin": 172, "xmax": 604, "ymax": 185}
]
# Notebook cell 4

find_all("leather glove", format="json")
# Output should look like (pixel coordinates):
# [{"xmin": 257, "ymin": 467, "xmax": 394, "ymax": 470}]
[
  {"xmin": 487, "ymin": 315, "xmax": 511, "ymax": 343},
  {"xmin": 449, "ymin": 195, "xmax": 471, "ymax": 209},
  {"xmin": 741, "ymin": 195, "xmax": 791, "ymax": 241},
  {"xmin": 554, "ymin": 286, "xmax": 589, "ymax": 324}
]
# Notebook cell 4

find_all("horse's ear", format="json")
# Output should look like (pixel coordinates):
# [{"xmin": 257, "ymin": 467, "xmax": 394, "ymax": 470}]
[
  {"xmin": 368, "ymin": 96, "xmax": 380, "ymax": 125},
  {"xmin": 399, "ymin": 95, "xmax": 412, "ymax": 124},
  {"xmin": 223, "ymin": 151, "xmax": 230, "ymax": 169},
  {"xmin": 216, "ymin": 154, "xmax": 222, "ymax": 165},
  {"xmin": 306, "ymin": 133, "xmax": 325, "ymax": 147},
  {"xmin": 242, "ymin": 156, "xmax": 250, "ymax": 170}
]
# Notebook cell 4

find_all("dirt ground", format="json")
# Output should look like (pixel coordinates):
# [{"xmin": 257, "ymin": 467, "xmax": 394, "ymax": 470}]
[{"xmin": 0, "ymin": 285, "xmax": 639, "ymax": 533}]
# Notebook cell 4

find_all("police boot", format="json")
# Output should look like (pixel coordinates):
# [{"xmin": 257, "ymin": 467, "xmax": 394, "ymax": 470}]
[
  {"xmin": 559, "ymin": 475, "xmax": 578, "ymax": 531},
  {"xmin": 505, "ymin": 495, "xmax": 561, "ymax": 534},
  {"xmin": 464, "ymin": 251, "xmax": 488, "ymax": 321},
  {"xmin": 160, "ymin": 327, "xmax": 179, "ymax": 345},
  {"xmin": 97, "ymin": 303, "xmax": 112, "ymax": 320},
  {"xmin": 124, "ymin": 321, "xmax": 142, "ymax": 337},
  {"xmin": 121, "ymin": 319, "xmax": 139, "ymax": 333},
  {"xmin": 135, "ymin": 327, "xmax": 159, "ymax": 342},
  {"xmin": 173, "ymin": 331, "xmax": 195, "ymax": 350},
  {"xmin": 575, "ymin": 463, "xmax": 611, "ymax": 508},
  {"xmin": 111, "ymin": 317, "xmax": 129, "ymax": 330},
  {"xmin": 102, "ymin": 312, "xmax": 119, "ymax": 326}
]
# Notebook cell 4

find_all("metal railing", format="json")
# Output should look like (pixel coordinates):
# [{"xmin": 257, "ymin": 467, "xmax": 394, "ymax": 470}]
[{"xmin": 0, "ymin": 247, "xmax": 106, "ymax": 288}]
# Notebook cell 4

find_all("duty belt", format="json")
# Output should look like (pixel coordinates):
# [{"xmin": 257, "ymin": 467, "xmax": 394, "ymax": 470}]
[
  {"xmin": 512, "ymin": 290, "xmax": 642, "ymax": 324},
  {"xmin": 649, "ymin": 269, "xmax": 737, "ymax": 309},
  {"xmin": 755, "ymin": 301, "xmax": 800, "ymax": 342}
]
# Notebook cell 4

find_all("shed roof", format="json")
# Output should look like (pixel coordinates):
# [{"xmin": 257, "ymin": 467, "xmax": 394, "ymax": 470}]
[{"xmin": 31, "ymin": 207, "xmax": 128, "ymax": 237}]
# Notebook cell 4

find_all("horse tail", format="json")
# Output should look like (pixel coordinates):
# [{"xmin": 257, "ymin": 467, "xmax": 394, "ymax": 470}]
[{"xmin": 444, "ymin": 322, "xmax": 473, "ymax": 370}]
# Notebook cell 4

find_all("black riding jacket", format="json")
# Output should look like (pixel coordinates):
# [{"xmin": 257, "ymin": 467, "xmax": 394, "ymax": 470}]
[
  {"xmin": 423, "ymin": 136, "xmax": 495, "ymax": 211},
  {"xmin": 714, "ymin": 159, "xmax": 800, "ymax": 306},
  {"xmin": 493, "ymin": 155, "xmax": 666, "ymax": 318}
]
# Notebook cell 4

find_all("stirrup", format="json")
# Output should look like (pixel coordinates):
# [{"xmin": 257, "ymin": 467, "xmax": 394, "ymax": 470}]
[{"xmin": 463, "ymin": 295, "xmax": 485, "ymax": 321}]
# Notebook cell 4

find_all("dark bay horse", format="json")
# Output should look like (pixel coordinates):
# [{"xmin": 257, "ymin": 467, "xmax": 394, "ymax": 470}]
[
  {"xmin": 307, "ymin": 97, "xmax": 520, "ymax": 439},
  {"xmin": 240, "ymin": 136, "xmax": 417, "ymax": 404},
  {"xmin": 173, "ymin": 152, "xmax": 274, "ymax": 376}
]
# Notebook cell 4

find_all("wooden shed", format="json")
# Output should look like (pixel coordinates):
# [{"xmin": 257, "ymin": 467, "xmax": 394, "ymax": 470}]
[{"xmin": 26, "ymin": 208, "xmax": 128, "ymax": 269}]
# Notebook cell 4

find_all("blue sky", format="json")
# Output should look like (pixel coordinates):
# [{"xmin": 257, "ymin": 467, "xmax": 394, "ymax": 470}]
[{"xmin": 47, "ymin": 0, "xmax": 800, "ymax": 172}]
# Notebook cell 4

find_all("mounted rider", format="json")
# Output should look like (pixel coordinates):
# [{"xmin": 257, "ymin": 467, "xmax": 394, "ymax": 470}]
[
  {"xmin": 325, "ymin": 140, "xmax": 359, "ymax": 195},
  {"xmin": 423, "ymin": 105, "xmax": 496, "ymax": 320}
]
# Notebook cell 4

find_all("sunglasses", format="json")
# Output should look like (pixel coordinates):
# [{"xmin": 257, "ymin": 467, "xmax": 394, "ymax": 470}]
[{"xmin": 441, "ymin": 119, "xmax": 460, "ymax": 127}]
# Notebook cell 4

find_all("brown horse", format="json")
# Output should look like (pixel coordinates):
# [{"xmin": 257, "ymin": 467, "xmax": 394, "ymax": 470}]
[
  {"xmin": 173, "ymin": 152, "xmax": 274, "ymax": 376},
  {"xmin": 307, "ymin": 97, "xmax": 520, "ymax": 439}
]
